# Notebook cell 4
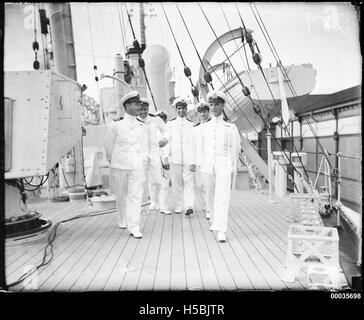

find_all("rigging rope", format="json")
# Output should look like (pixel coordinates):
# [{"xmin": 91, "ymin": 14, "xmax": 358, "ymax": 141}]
[
  {"xmin": 234, "ymin": 5, "xmax": 310, "ymax": 180},
  {"xmin": 248, "ymin": 3, "xmax": 333, "ymax": 172},
  {"xmin": 160, "ymin": 3, "xmax": 199, "ymax": 100},
  {"xmin": 219, "ymin": 3, "xmax": 267, "ymax": 114},
  {"xmin": 198, "ymin": 3, "xmax": 248, "ymax": 92},
  {"xmin": 86, "ymin": 3, "xmax": 106, "ymax": 124},
  {"xmin": 116, "ymin": 3, "xmax": 127, "ymax": 56},
  {"xmin": 125, "ymin": 3, "xmax": 158, "ymax": 111},
  {"xmin": 198, "ymin": 2, "xmax": 308, "ymax": 184},
  {"xmin": 234, "ymin": 2, "xmax": 251, "ymax": 71},
  {"xmin": 200, "ymin": 39, "xmax": 300, "ymax": 190},
  {"xmin": 176, "ymin": 3, "xmax": 214, "ymax": 91}
]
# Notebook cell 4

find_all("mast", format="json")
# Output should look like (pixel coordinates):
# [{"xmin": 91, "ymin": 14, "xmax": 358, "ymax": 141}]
[
  {"xmin": 139, "ymin": 2, "xmax": 146, "ymax": 46},
  {"xmin": 49, "ymin": 3, "xmax": 83, "ymax": 189},
  {"xmin": 49, "ymin": 3, "xmax": 77, "ymax": 80}
]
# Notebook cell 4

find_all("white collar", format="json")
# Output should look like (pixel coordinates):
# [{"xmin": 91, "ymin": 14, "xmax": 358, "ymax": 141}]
[
  {"xmin": 213, "ymin": 114, "xmax": 224, "ymax": 122},
  {"xmin": 137, "ymin": 115, "xmax": 150, "ymax": 123},
  {"xmin": 124, "ymin": 113, "xmax": 136, "ymax": 121}
]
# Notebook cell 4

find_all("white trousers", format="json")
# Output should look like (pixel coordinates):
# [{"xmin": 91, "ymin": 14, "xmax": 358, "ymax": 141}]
[
  {"xmin": 142, "ymin": 158, "xmax": 162, "ymax": 208},
  {"xmin": 170, "ymin": 163, "xmax": 195, "ymax": 212},
  {"xmin": 203, "ymin": 166, "xmax": 232, "ymax": 233},
  {"xmin": 194, "ymin": 165, "xmax": 207, "ymax": 211},
  {"xmin": 159, "ymin": 168, "xmax": 171, "ymax": 212},
  {"xmin": 111, "ymin": 167, "xmax": 143, "ymax": 233}
]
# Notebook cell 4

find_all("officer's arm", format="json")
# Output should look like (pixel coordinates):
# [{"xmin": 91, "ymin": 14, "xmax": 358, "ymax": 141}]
[
  {"xmin": 140, "ymin": 124, "xmax": 148, "ymax": 161},
  {"xmin": 163, "ymin": 122, "xmax": 171, "ymax": 160},
  {"xmin": 188, "ymin": 128, "xmax": 196, "ymax": 171},
  {"xmin": 231, "ymin": 124, "xmax": 241, "ymax": 158},
  {"xmin": 157, "ymin": 117, "xmax": 168, "ymax": 147},
  {"xmin": 103, "ymin": 122, "xmax": 117, "ymax": 162}
]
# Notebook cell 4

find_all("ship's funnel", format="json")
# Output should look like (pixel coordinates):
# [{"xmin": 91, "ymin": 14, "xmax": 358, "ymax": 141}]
[{"xmin": 143, "ymin": 45, "xmax": 176, "ymax": 119}]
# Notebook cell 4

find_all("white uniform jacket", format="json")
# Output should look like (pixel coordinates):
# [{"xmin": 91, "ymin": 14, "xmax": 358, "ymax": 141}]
[
  {"xmin": 199, "ymin": 115, "xmax": 241, "ymax": 175},
  {"xmin": 188, "ymin": 120, "xmax": 209, "ymax": 167},
  {"xmin": 137, "ymin": 114, "xmax": 167, "ymax": 164},
  {"xmin": 164, "ymin": 117, "xmax": 194, "ymax": 166},
  {"xmin": 103, "ymin": 113, "xmax": 147, "ymax": 170}
]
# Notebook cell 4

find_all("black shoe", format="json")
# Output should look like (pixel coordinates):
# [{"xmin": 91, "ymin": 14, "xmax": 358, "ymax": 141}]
[{"xmin": 185, "ymin": 208, "xmax": 193, "ymax": 216}]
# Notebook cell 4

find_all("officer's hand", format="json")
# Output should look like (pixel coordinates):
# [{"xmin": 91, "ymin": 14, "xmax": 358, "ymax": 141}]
[
  {"xmin": 190, "ymin": 164, "xmax": 196, "ymax": 172},
  {"xmin": 163, "ymin": 158, "xmax": 170, "ymax": 170},
  {"xmin": 159, "ymin": 138, "xmax": 168, "ymax": 148}
]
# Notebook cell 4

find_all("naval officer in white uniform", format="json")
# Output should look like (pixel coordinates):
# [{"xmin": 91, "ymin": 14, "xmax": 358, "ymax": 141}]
[
  {"xmin": 157, "ymin": 111, "xmax": 172, "ymax": 215},
  {"xmin": 164, "ymin": 97, "xmax": 195, "ymax": 215},
  {"xmin": 189, "ymin": 102, "xmax": 211, "ymax": 219},
  {"xmin": 200, "ymin": 90, "xmax": 241, "ymax": 242},
  {"xmin": 103, "ymin": 91, "xmax": 147, "ymax": 238},
  {"xmin": 137, "ymin": 98, "xmax": 168, "ymax": 211}
]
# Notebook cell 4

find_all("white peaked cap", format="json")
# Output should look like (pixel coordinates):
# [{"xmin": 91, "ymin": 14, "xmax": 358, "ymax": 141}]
[
  {"xmin": 173, "ymin": 97, "xmax": 188, "ymax": 108},
  {"xmin": 120, "ymin": 90, "xmax": 141, "ymax": 106},
  {"xmin": 206, "ymin": 90, "xmax": 227, "ymax": 103},
  {"xmin": 140, "ymin": 97, "xmax": 150, "ymax": 106}
]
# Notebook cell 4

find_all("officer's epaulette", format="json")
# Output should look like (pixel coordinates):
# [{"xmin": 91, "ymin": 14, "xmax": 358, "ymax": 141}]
[
  {"xmin": 113, "ymin": 116, "xmax": 124, "ymax": 122},
  {"xmin": 193, "ymin": 122, "xmax": 201, "ymax": 127},
  {"xmin": 148, "ymin": 113, "xmax": 157, "ymax": 117},
  {"xmin": 136, "ymin": 118, "xmax": 144, "ymax": 123}
]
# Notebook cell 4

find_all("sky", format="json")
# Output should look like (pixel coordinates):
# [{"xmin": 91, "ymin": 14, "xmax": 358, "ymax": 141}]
[{"xmin": 4, "ymin": 2, "xmax": 362, "ymax": 104}]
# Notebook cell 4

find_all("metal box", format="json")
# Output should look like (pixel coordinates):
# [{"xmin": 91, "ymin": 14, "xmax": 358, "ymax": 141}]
[{"xmin": 4, "ymin": 70, "xmax": 82, "ymax": 179}]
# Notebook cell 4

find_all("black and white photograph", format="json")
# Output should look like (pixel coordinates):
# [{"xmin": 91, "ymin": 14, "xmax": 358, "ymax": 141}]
[{"xmin": 1, "ymin": 1, "xmax": 362, "ymax": 307}]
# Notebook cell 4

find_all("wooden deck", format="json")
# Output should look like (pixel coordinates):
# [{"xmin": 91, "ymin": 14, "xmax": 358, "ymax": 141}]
[{"xmin": 5, "ymin": 188, "xmax": 349, "ymax": 291}]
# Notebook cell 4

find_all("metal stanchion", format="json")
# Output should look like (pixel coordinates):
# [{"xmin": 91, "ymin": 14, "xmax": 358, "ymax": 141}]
[{"xmin": 266, "ymin": 131, "xmax": 275, "ymax": 203}]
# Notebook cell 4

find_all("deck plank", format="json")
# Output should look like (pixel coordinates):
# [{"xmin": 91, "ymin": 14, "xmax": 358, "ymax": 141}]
[
  {"xmin": 69, "ymin": 232, "xmax": 123, "ymax": 291},
  {"xmin": 6, "ymin": 205, "xmax": 100, "ymax": 285},
  {"xmin": 169, "ymin": 214, "xmax": 187, "ymax": 290},
  {"xmin": 53, "ymin": 217, "xmax": 116, "ymax": 291},
  {"xmin": 102, "ymin": 213, "xmax": 152, "ymax": 291},
  {"xmin": 229, "ymin": 203, "xmax": 287, "ymax": 289},
  {"xmin": 196, "ymin": 211, "xmax": 237, "ymax": 290},
  {"xmin": 189, "ymin": 211, "xmax": 221, "ymax": 290},
  {"xmin": 5, "ymin": 201, "xmax": 85, "ymax": 269},
  {"xmin": 153, "ymin": 213, "xmax": 173, "ymax": 290},
  {"xmin": 232, "ymin": 193, "xmax": 305, "ymax": 289},
  {"xmin": 37, "ymin": 213, "xmax": 114, "ymax": 291},
  {"xmin": 84, "ymin": 231, "xmax": 130, "ymax": 291},
  {"xmin": 120, "ymin": 212, "xmax": 158, "ymax": 291},
  {"xmin": 6, "ymin": 189, "xmax": 334, "ymax": 291},
  {"xmin": 136, "ymin": 212, "xmax": 165, "ymax": 290}
]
